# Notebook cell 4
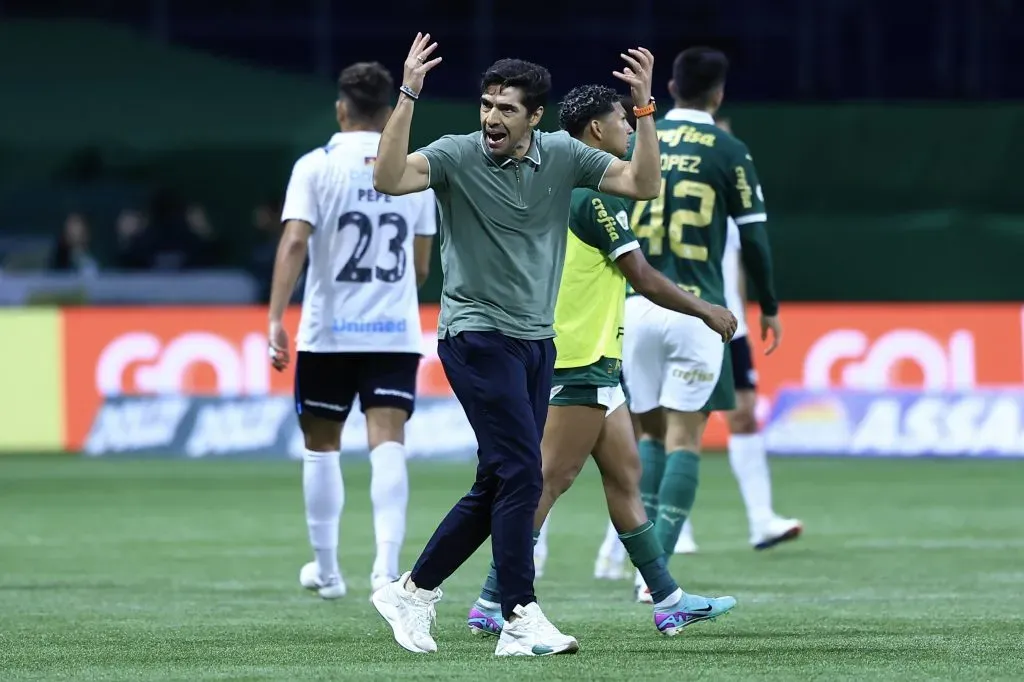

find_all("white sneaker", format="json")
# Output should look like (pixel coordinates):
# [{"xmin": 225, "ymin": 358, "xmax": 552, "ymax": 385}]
[
  {"xmin": 634, "ymin": 570, "xmax": 653, "ymax": 604},
  {"xmin": 593, "ymin": 553, "xmax": 628, "ymax": 580},
  {"xmin": 674, "ymin": 532, "xmax": 699, "ymax": 555},
  {"xmin": 371, "ymin": 573, "xmax": 397, "ymax": 594},
  {"xmin": 751, "ymin": 516, "xmax": 803, "ymax": 551},
  {"xmin": 534, "ymin": 550, "xmax": 547, "ymax": 579},
  {"xmin": 674, "ymin": 518, "xmax": 698, "ymax": 554},
  {"xmin": 299, "ymin": 561, "xmax": 346, "ymax": 599},
  {"xmin": 494, "ymin": 602, "xmax": 579, "ymax": 656},
  {"xmin": 371, "ymin": 571, "xmax": 442, "ymax": 654}
]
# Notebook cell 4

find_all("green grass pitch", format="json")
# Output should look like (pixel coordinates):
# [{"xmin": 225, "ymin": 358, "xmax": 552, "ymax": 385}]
[{"xmin": 1, "ymin": 454, "xmax": 1022, "ymax": 680}]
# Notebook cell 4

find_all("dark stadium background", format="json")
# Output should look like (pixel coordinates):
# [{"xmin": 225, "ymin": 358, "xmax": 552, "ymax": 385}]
[{"xmin": 4, "ymin": 0, "xmax": 1022, "ymax": 100}]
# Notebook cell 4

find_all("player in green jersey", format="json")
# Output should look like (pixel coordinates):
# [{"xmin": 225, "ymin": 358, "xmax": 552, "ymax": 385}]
[
  {"xmin": 622, "ymin": 48, "xmax": 783, "ymax": 602},
  {"xmin": 466, "ymin": 84, "xmax": 739, "ymax": 638},
  {"xmin": 594, "ymin": 117, "xmax": 801, "ymax": 578},
  {"xmin": 670, "ymin": 116, "xmax": 802, "ymax": 557}
]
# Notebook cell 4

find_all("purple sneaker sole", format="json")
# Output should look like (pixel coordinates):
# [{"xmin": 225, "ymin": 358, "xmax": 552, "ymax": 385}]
[
  {"xmin": 655, "ymin": 596, "xmax": 737, "ymax": 636},
  {"xmin": 467, "ymin": 606, "xmax": 503, "ymax": 637}
]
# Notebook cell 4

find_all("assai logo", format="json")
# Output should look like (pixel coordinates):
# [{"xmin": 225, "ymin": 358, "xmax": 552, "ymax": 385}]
[
  {"xmin": 184, "ymin": 397, "xmax": 293, "ymax": 458},
  {"xmin": 765, "ymin": 389, "xmax": 1024, "ymax": 458},
  {"xmin": 84, "ymin": 397, "xmax": 191, "ymax": 454},
  {"xmin": 846, "ymin": 392, "xmax": 1024, "ymax": 457}
]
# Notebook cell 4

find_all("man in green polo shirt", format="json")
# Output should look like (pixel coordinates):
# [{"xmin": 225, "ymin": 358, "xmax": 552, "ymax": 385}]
[{"xmin": 370, "ymin": 33, "xmax": 662, "ymax": 657}]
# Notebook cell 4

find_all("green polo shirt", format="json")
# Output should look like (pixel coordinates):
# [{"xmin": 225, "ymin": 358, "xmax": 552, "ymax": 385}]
[{"xmin": 415, "ymin": 130, "xmax": 616, "ymax": 340}]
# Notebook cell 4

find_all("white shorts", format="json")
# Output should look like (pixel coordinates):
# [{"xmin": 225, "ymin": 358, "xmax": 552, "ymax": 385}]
[
  {"xmin": 549, "ymin": 383, "xmax": 627, "ymax": 417},
  {"xmin": 600, "ymin": 384, "xmax": 628, "ymax": 416},
  {"xmin": 622, "ymin": 296, "xmax": 726, "ymax": 413}
]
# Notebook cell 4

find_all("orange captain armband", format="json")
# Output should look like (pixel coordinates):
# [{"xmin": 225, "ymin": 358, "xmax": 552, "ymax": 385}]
[{"xmin": 633, "ymin": 97, "xmax": 656, "ymax": 119}]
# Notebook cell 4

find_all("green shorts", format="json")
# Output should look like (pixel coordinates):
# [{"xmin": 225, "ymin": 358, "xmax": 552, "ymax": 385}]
[{"xmin": 549, "ymin": 383, "xmax": 627, "ymax": 416}]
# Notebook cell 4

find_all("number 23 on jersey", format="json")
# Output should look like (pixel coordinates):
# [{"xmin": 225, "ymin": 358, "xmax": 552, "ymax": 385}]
[{"xmin": 334, "ymin": 211, "xmax": 408, "ymax": 284}]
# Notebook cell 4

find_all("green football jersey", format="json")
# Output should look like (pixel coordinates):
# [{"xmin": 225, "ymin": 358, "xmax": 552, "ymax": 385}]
[{"xmin": 629, "ymin": 110, "xmax": 767, "ymax": 307}]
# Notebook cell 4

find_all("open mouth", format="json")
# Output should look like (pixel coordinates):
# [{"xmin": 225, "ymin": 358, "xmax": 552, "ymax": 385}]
[{"xmin": 485, "ymin": 130, "xmax": 508, "ymax": 150}]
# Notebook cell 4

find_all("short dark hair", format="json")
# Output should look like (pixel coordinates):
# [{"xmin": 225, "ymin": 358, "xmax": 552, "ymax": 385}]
[
  {"xmin": 337, "ymin": 62, "xmax": 394, "ymax": 120},
  {"xmin": 558, "ymin": 85, "xmax": 621, "ymax": 138},
  {"xmin": 672, "ymin": 47, "xmax": 729, "ymax": 106},
  {"xmin": 480, "ymin": 59, "xmax": 552, "ymax": 114}
]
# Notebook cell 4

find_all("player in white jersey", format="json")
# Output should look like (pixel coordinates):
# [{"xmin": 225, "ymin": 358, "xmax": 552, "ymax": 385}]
[
  {"xmin": 267, "ymin": 62, "xmax": 437, "ymax": 599},
  {"xmin": 671, "ymin": 117, "xmax": 801, "ymax": 555}
]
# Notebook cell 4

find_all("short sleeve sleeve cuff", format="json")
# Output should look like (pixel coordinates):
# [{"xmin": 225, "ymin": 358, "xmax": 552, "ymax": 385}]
[{"xmin": 281, "ymin": 153, "xmax": 321, "ymax": 228}]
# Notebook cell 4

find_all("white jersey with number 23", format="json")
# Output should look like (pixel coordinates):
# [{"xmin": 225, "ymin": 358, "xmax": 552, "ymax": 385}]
[{"xmin": 281, "ymin": 131, "xmax": 437, "ymax": 355}]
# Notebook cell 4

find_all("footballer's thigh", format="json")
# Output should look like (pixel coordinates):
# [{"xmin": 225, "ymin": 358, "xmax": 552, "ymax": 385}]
[
  {"xmin": 294, "ymin": 351, "xmax": 358, "ymax": 450},
  {"xmin": 659, "ymin": 313, "xmax": 731, "ymax": 453},
  {"xmin": 591, "ymin": 400, "xmax": 646, "ymax": 530},
  {"xmin": 356, "ymin": 352, "xmax": 420, "ymax": 448},
  {"xmin": 622, "ymin": 296, "xmax": 667, "ymax": 417},
  {"xmin": 660, "ymin": 312, "xmax": 731, "ymax": 414},
  {"xmin": 541, "ymin": 386, "xmax": 612, "ymax": 505}
]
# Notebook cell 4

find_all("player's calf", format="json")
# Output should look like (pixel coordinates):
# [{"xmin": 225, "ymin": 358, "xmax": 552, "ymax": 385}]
[
  {"xmin": 298, "ymin": 414, "xmax": 346, "ymax": 597},
  {"xmin": 367, "ymin": 411, "xmax": 410, "ymax": 590}
]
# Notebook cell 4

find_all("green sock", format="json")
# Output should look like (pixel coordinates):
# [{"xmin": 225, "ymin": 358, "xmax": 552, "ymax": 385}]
[
  {"xmin": 639, "ymin": 439, "xmax": 666, "ymax": 524},
  {"xmin": 620, "ymin": 521, "xmax": 679, "ymax": 604},
  {"xmin": 479, "ymin": 529, "xmax": 541, "ymax": 604},
  {"xmin": 655, "ymin": 450, "xmax": 700, "ymax": 560}
]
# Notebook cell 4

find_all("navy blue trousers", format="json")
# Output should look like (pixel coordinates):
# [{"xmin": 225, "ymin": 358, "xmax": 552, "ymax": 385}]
[{"xmin": 411, "ymin": 331, "xmax": 555, "ymax": 619}]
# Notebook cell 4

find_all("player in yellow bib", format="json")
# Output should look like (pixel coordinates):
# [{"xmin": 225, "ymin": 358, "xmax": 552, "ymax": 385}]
[{"xmin": 467, "ymin": 84, "xmax": 739, "ymax": 637}]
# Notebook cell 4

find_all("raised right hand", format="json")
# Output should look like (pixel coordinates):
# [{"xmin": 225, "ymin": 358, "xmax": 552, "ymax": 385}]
[{"xmin": 403, "ymin": 32, "xmax": 443, "ymax": 95}]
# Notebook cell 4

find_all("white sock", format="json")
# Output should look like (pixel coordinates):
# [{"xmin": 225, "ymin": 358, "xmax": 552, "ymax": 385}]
[
  {"xmin": 535, "ymin": 515, "xmax": 550, "ymax": 559},
  {"xmin": 673, "ymin": 518, "xmax": 694, "ymax": 552},
  {"xmin": 654, "ymin": 587, "xmax": 684, "ymax": 610},
  {"xmin": 303, "ymin": 448, "xmax": 343, "ymax": 580},
  {"xmin": 681, "ymin": 517, "xmax": 695, "ymax": 542},
  {"xmin": 370, "ymin": 441, "xmax": 408, "ymax": 579},
  {"xmin": 598, "ymin": 519, "xmax": 621, "ymax": 560},
  {"xmin": 610, "ymin": 533, "xmax": 627, "ymax": 564},
  {"xmin": 728, "ymin": 433, "xmax": 774, "ymax": 529}
]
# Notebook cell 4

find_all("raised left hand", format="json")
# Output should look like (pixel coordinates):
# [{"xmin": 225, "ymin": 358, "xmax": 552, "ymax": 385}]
[{"xmin": 612, "ymin": 47, "xmax": 654, "ymax": 107}]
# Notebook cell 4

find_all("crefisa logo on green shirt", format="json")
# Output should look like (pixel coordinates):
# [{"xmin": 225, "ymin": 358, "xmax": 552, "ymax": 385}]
[{"xmin": 591, "ymin": 197, "xmax": 620, "ymax": 242}]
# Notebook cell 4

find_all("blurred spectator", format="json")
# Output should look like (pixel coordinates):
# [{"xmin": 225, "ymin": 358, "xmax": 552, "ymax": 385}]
[
  {"xmin": 248, "ymin": 199, "xmax": 284, "ymax": 301},
  {"xmin": 114, "ymin": 207, "xmax": 152, "ymax": 270},
  {"xmin": 184, "ymin": 203, "xmax": 228, "ymax": 268},
  {"xmin": 115, "ymin": 190, "xmax": 228, "ymax": 271},
  {"xmin": 50, "ymin": 212, "xmax": 99, "ymax": 275}
]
